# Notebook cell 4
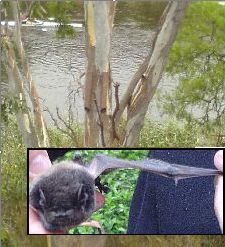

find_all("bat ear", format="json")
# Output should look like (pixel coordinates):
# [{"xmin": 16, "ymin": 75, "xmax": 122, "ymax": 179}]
[
  {"xmin": 77, "ymin": 184, "xmax": 93, "ymax": 211},
  {"xmin": 39, "ymin": 188, "xmax": 46, "ymax": 208}
]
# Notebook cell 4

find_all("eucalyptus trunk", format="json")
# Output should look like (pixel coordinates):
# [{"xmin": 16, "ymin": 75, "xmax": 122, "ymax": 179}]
[
  {"xmin": 2, "ymin": 35, "xmax": 39, "ymax": 147},
  {"xmin": 83, "ymin": 0, "xmax": 189, "ymax": 147},
  {"xmin": 84, "ymin": 1, "xmax": 116, "ymax": 147},
  {"xmin": 116, "ymin": 0, "xmax": 190, "ymax": 146},
  {"xmin": 10, "ymin": 0, "xmax": 49, "ymax": 147}
]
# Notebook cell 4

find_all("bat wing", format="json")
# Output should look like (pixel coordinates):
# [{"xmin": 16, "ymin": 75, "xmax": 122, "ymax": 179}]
[{"xmin": 87, "ymin": 154, "xmax": 222, "ymax": 182}]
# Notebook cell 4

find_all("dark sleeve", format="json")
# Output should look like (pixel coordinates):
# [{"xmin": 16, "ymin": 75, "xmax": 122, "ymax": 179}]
[{"xmin": 127, "ymin": 149, "xmax": 221, "ymax": 234}]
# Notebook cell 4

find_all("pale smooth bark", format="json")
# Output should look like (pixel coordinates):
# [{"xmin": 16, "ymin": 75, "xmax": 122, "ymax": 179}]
[
  {"xmin": 2, "ymin": 35, "xmax": 39, "ymax": 147},
  {"xmin": 83, "ymin": 1, "xmax": 190, "ymax": 147},
  {"xmin": 11, "ymin": 1, "xmax": 49, "ymax": 147},
  {"xmin": 120, "ymin": 0, "xmax": 190, "ymax": 146},
  {"xmin": 84, "ymin": 1, "xmax": 116, "ymax": 147}
]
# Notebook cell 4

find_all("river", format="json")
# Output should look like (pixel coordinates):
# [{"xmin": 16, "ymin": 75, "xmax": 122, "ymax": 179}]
[{"xmin": 6, "ymin": 1, "xmax": 176, "ymax": 124}]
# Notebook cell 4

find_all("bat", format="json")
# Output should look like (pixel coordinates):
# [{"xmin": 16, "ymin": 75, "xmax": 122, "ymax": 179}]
[{"xmin": 29, "ymin": 153, "xmax": 222, "ymax": 232}]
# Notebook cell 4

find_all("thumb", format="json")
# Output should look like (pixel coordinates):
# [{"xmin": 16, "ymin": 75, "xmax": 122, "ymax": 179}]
[
  {"xmin": 29, "ymin": 150, "xmax": 52, "ymax": 181},
  {"xmin": 214, "ymin": 150, "xmax": 223, "ymax": 233},
  {"xmin": 214, "ymin": 150, "xmax": 223, "ymax": 172}
]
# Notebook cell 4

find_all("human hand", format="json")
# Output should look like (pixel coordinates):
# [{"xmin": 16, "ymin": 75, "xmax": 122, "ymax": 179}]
[{"xmin": 214, "ymin": 150, "xmax": 223, "ymax": 233}]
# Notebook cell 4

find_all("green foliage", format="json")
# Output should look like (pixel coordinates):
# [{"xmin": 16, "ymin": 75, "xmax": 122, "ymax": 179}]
[
  {"xmin": 46, "ymin": 1, "xmax": 79, "ymax": 38},
  {"xmin": 161, "ymin": 2, "xmax": 225, "ymax": 132},
  {"xmin": 115, "ymin": 1, "xmax": 167, "ymax": 28},
  {"xmin": 56, "ymin": 24, "xmax": 76, "ymax": 38},
  {"xmin": 64, "ymin": 149, "xmax": 148, "ymax": 162},
  {"xmin": 62, "ymin": 150, "xmax": 148, "ymax": 234},
  {"xmin": 139, "ymin": 119, "xmax": 205, "ymax": 147},
  {"xmin": 17, "ymin": 1, "xmax": 80, "ymax": 38},
  {"xmin": 39, "ymin": 116, "xmax": 221, "ymax": 150},
  {"xmin": 1, "ymin": 121, "xmax": 27, "ymax": 246},
  {"xmin": 48, "ymin": 122, "xmax": 84, "ymax": 147},
  {"xmin": 1, "ymin": 95, "xmax": 30, "ymax": 124},
  {"xmin": 1, "ymin": 121, "xmax": 26, "ymax": 202}
]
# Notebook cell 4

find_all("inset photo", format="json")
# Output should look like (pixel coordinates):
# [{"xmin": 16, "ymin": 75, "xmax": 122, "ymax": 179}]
[{"xmin": 28, "ymin": 149, "xmax": 223, "ymax": 235}]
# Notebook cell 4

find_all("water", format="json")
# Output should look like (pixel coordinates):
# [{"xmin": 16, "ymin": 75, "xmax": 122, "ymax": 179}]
[
  {"xmin": 3, "ymin": 1, "xmax": 174, "ymax": 124},
  {"xmin": 1, "ymin": 20, "xmax": 83, "ymax": 28}
]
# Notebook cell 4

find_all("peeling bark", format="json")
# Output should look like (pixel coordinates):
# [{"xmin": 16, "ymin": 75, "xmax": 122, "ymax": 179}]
[
  {"xmin": 11, "ymin": 1, "xmax": 49, "ymax": 147},
  {"xmin": 84, "ymin": 1, "xmax": 116, "ymax": 147},
  {"xmin": 120, "ymin": 0, "xmax": 190, "ymax": 146},
  {"xmin": 83, "ymin": 0, "xmax": 189, "ymax": 147},
  {"xmin": 2, "ymin": 35, "xmax": 39, "ymax": 147}
]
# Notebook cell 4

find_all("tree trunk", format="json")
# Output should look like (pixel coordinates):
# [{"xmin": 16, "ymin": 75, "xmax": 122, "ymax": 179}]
[
  {"xmin": 2, "ymin": 35, "xmax": 39, "ymax": 147},
  {"xmin": 83, "ymin": 1, "xmax": 190, "ymax": 147},
  {"xmin": 84, "ymin": 1, "xmax": 116, "ymax": 147},
  {"xmin": 10, "ymin": 0, "xmax": 49, "ymax": 147},
  {"xmin": 117, "ymin": 0, "xmax": 190, "ymax": 146}
]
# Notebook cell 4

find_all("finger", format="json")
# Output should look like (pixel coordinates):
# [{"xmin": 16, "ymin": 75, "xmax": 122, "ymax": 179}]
[
  {"xmin": 29, "ymin": 207, "xmax": 63, "ymax": 234},
  {"xmin": 214, "ymin": 175, "xmax": 223, "ymax": 233},
  {"xmin": 29, "ymin": 150, "xmax": 52, "ymax": 180},
  {"xmin": 29, "ymin": 150, "xmax": 49, "ymax": 162},
  {"xmin": 29, "ymin": 207, "xmax": 51, "ymax": 234},
  {"xmin": 214, "ymin": 150, "xmax": 223, "ymax": 172},
  {"xmin": 94, "ymin": 191, "xmax": 105, "ymax": 211},
  {"xmin": 80, "ymin": 220, "xmax": 102, "ymax": 229}
]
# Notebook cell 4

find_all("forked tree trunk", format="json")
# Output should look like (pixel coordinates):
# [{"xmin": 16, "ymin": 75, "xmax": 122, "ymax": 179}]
[
  {"xmin": 84, "ymin": 0, "xmax": 190, "ymax": 147},
  {"xmin": 120, "ymin": 0, "xmax": 190, "ymax": 146},
  {"xmin": 84, "ymin": 1, "xmax": 116, "ymax": 147}
]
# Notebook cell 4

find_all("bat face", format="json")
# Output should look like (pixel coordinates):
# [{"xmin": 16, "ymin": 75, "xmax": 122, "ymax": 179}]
[{"xmin": 29, "ymin": 161, "xmax": 96, "ymax": 231}]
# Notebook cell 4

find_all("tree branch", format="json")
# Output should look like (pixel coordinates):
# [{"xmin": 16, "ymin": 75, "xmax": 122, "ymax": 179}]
[
  {"xmin": 112, "ymin": 82, "xmax": 120, "ymax": 140},
  {"xmin": 94, "ymin": 96, "xmax": 106, "ymax": 147}
]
